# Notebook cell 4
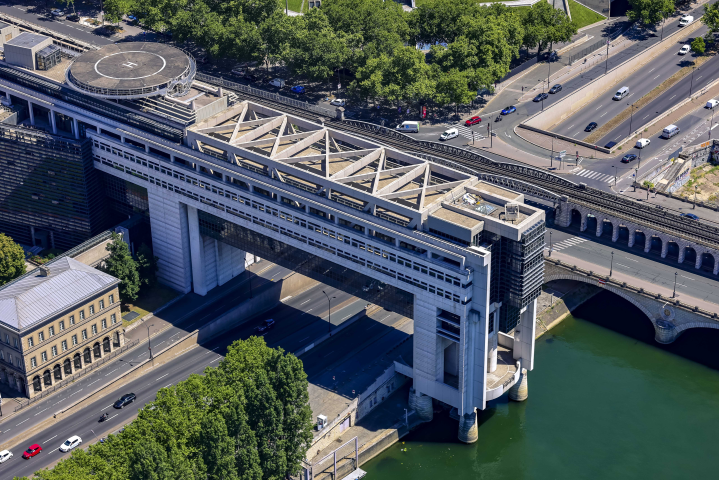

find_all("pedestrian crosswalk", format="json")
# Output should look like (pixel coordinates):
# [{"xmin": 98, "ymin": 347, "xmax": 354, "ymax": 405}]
[
  {"xmin": 572, "ymin": 169, "xmax": 616, "ymax": 183},
  {"xmin": 444, "ymin": 123, "xmax": 484, "ymax": 140},
  {"xmin": 545, "ymin": 236, "xmax": 588, "ymax": 252}
]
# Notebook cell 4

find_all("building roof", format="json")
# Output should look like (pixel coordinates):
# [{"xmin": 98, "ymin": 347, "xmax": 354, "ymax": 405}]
[
  {"xmin": 6, "ymin": 32, "xmax": 50, "ymax": 49},
  {"xmin": 0, "ymin": 257, "xmax": 118, "ymax": 331}
]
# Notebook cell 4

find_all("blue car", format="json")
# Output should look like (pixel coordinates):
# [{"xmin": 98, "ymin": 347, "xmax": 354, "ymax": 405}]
[
  {"xmin": 501, "ymin": 106, "xmax": 516, "ymax": 115},
  {"xmin": 680, "ymin": 213, "xmax": 699, "ymax": 220},
  {"xmin": 127, "ymin": 15, "xmax": 137, "ymax": 21},
  {"xmin": 291, "ymin": 85, "xmax": 305, "ymax": 94}
]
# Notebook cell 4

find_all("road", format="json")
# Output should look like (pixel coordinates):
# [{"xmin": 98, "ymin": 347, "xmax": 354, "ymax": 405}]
[{"xmin": 0, "ymin": 273, "xmax": 395, "ymax": 478}]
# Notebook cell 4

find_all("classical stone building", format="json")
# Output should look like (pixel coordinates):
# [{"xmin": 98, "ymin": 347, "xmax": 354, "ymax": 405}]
[{"xmin": 0, "ymin": 257, "xmax": 123, "ymax": 397}]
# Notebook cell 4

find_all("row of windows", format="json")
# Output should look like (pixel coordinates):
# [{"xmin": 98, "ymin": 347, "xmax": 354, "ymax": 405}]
[
  {"xmin": 26, "ymin": 296, "xmax": 115, "ymax": 349},
  {"xmin": 0, "ymin": 350, "xmax": 22, "ymax": 369},
  {"xmin": 29, "ymin": 315, "xmax": 117, "ymax": 369}
]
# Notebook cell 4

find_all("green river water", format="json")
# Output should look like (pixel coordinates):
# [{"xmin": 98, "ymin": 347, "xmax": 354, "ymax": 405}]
[{"xmin": 362, "ymin": 291, "xmax": 719, "ymax": 479}]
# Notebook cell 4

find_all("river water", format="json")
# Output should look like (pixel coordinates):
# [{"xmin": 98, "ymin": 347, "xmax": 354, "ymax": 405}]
[{"xmin": 362, "ymin": 291, "xmax": 719, "ymax": 479}]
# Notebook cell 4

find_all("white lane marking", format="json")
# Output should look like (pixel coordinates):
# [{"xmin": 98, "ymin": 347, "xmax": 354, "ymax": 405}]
[
  {"xmin": 643, "ymin": 114, "xmax": 650, "ymax": 120},
  {"xmin": 712, "ymin": 124, "xmax": 719, "ymax": 130},
  {"xmin": 649, "ymin": 68, "xmax": 655, "ymax": 73},
  {"xmin": 341, "ymin": 314, "xmax": 351, "ymax": 321},
  {"xmin": 626, "ymin": 93, "xmax": 634, "ymax": 98},
  {"xmin": 105, "ymin": 368, "xmax": 118, "ymax": 376},
  {"xmin": 210, "ymin": 356, "xmax": 221, "ymax": 363},
  {"xmin": 44, "ymin": 435, "xmax": 57, "ymax": 443},
  {"xmin": 622, "ymin": 257, "xmax": 639, "ymax": 262},
  {"xmin": 300, "ymin": 299, "xmax": 311, "ymax": 305},
  {"xmin": 34, "ymin": 408, "xmax": 49, "ymax": 416},
  {"xmin": 47, "ymin": 449, "xmax": 55, "ymax": 455},
  {"xmin": 102, "ymin": 404, "xmax": 114, "ymax": 410},
  {"xmin": 69, "ymin": 388, "xmax": 83, "ymax": 396},
  {"xmin": 615, "ymin": 263, "xmax": 633, "ymax": 268},
  {"xmin": 299, "ymin": 336, "xmax": 310, "ymax": 343},
  {"xmin": 300, "ymin": 308, "xmax": 313, "ymax": 316},
  {"xmin": 595, "ymin": 105, "xmax": 603, "ymax": 110},
  {"xmin": 156, "ymin": 373, "xmax": 168, "ymax": 381},
  {"xmin": 108, "ymin": 414, "xmax": 118, "ymax": 421},
  {"xmin": 164, "ymin": 384, "xmax": 172, "ymax": 388},
  {"xmin": 600, "ymin": 111, "xmax": 608, "ymax": 117},
  {"xmin": 204, "ymin": 346, "xmax": 220, "ymax": 354},
  {"xmin": 323, "ymin": 351, "xmax": 335, "ymax": 358},
  {"xmin": 16, "ymin": 419, "xmax": 29, "ymax": 426},
  {"xmin": 670, "ymin": 95, "xmax": 676, "ymax": 100},
  {"xmin": 88, "ymin": 380, "xmax": 100, "ymax": 386},
  {"xmin": 697, "ymin": 76, "xmax": 703, "ymax": 80},
  {"xmin": 568, "ymin": 124, "xmax": 575, "ymax": 129},
  {"xmin": 573, "ymin": 131, "xmax": 581, "ymax": 137},
  {"xmin": 381, "ymin": 315, "xmax": 391, "ymax": 322},
  {"xmin": 676, "ymin": 282, "xmax": 688, "ymax": 287},
  {"xmin": 680, "ymin": 274, "xmax": 694, "ymax": 280},
  {"xmin": 281, "ymin": 296, "xmax": 292, "ymax": 302},
  {"xmin": 653, "ymin": 74, "xmax": 660, "ymax": 80}
]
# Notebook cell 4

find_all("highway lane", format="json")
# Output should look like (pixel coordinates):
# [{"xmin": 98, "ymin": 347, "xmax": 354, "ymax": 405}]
[{"xmin": 0, "ymin": 286, "xmax": 403, "ymax": 479}]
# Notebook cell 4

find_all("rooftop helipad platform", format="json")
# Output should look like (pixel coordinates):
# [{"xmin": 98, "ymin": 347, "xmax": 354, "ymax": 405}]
[{"xmin": 66, "ymin": 42, "xmax": 195, "ymax": 99}]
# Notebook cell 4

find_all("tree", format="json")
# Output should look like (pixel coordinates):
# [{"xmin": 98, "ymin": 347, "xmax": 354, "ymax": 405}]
[
  {"xmin": 433, "ymin": 68, "xmax": 476, "ymax": 109},
  {"xmin": 102, "ymin": 233, "xmax": 140, "ymax": 302},
  {"xmin": 103, "ymin": 0, "xmax": 132, "ymax": 24},
  {"xmin": 135, "ymin": 243, "xmax": 158, "ymax": 288},
  {"xmin": 703, "ymin": 2, "xmax": 719, "ymax": 44},
  {"xmin": 627, "ymin": 0, "xmax": 675, "ymax": 26},
  {"xmin": 0, "ymin": 233, "xmax": 25, "ymax": 286},
  {"xmin": 691, "ymin": 36, "xmax": 705, "ymax": 55},
  {"xmin": 521, "ymin": 1, "xmax": 576, "ymax": 53}
]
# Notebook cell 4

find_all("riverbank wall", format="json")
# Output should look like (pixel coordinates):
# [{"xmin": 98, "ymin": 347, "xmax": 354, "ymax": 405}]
[{"xmin": 535, "ymin": 282, "xmax": 602, "ymax": 339}]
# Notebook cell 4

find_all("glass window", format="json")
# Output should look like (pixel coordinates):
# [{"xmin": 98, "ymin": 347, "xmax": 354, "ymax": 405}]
[
  {"xmin": 4, "ymin": 334, "xmax": 8, "ymax": 344},
  {"xmin": 41, "ymin": 351, "xmax": 47, "ymax": 362},
  {"xmin": 31, "ymin": 357, "xmax": 37, "ymax": 368},
  {"xmin": 59, "ymin": 321, "xmax": 65, "ymax": 331},
  {"xmin": 13, "ymin": 337, "xmax": 17, "ymax": 348},
  {"xmin": 48, "ymin": 326, "xmax": 55, "ymax": 337},
  {"xmin": 82, "ymin": 330, "xmax": 87, "ymax": 340},
  {"xmin": 91, "ymin": 325, "xmax": 97, "ymax": 335},
  {"xmin": 79, "ymin": 311, "xmax": 85, "ymax": 320},
  {"xmin": 89, "ymin": 305, "xmax": 95, "ymax": 315},
  {"xmin": 109, "ymin": 295, "xmax": 114, "ymax": 304},
  {"xmin": 69, "ymin": 315, "xmax": 75, "ymax": 325},
  {"xmin": 8, "ymin": 355, "xmax": 12, "ymax": 365},
  {"xmin": 72, "ymin": 335, "xmax": 78, "ymax": 346},
  {"xmin": 111, "ymin": 313, "xmax": 117, "ymax": 324},
  {"xmin": 101, "ymin": 319, "xmax": 107, "ymax": 329},
  {"xmin": 38, "ymin": 332, "xmax": 44, "ymax": 342},
  {"xmin": 99, "ymin": 300, "xmax": 105, "ymax": 309},
  {"xmin": 0, "ymin": 351, "xmax": 3, "ymax": 360},
  {"xmin": 61, "ymin": 340, "xmax": 67, "ymax": 352},
  {"xmin": 51, "ymin": 346, "xmax": 57, "ymax": 357},
  {"xmin": 27, "ymin": 337, "xmax": 34, "ymax": 348}
]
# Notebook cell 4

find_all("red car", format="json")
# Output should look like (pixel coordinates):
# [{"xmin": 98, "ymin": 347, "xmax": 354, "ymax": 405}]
[
  {"xmin": 465, "ymin": 116, "xmax": 481, "ymax": 126},
  {"xmin": 22, "ymin": 444, "xmax": 42, "ymax": 459}
]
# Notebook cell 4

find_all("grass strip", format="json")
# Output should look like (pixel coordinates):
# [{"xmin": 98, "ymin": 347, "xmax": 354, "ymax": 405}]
[{"xmin": 569, "ymin": 0, "xmax": 606, "ymax": 30}]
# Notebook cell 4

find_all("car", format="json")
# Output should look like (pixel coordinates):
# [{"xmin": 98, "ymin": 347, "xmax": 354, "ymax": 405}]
[
  {"xmin": 0, "ymin": 450, "xmax": 13, "ymax": 463},
  {"xmin": 679, "ymin": 45, "xmax": 691, "ymax": 55},
  {"xmin": 231, "ymin": 67, "xmax": 246, "ymax": 78},
  {"xmin": 501, "ymin": 106, "xmax": 516, "ymax": 115},
  {"xmin": 291, "ymin": 85, "xmax": 305, "ymax": 94},
  {"xmin": 330, "ymin": 99, "xmax": 346, "ymax": 107},
  {"xmin": 59, "ymin": 436, "xmax": 82, "ymax": 453},
  {"xmin": 465, "ymin": 116, "xmax": 481, "ymax": 126},
  {"xmin": 679, "ymin": 15, "xmax": 693, "ymax": 26},
  {"xmin": 255, "ymin": 318, "xmax": 275, "ymax": 334},
  {"xmin": 269, "ymin": 78, "xmax": 285, "ymax": 88},
  {"xmin": 114, "ymin": 393, "xmax": 136, "ymax": 409},
  {"xmin": 22, "ymin": 444, "xmax": 42, "ymax": 459},
  {"xmin": 621, "ymin": 154, "xmax": 637, "ymax": 163},
  {"xmin": 533, "ymin": 93, "xmax": 549, "ymax": 102},
  {"xmin": 127, "ymin": 15, "xmax": 137, "ymax": 21},
  {"xmin": 549, "ymin": 84, "xmax": 562, "ymax": 94},
  {"xmin": 635, "ymin": 138, "xmax": 651, "ymax": 148},
  {"xmin": 67, "ymin": 13, "xmax": 80, "ymax": 21},
  {"xmin": 50, "ymin": 9, "xmax": 65, "ymax": 17},
  {"xmin": 585, "ymin": 122, "xmax": 598, "ymax": 132},
  {"xmin": 245, "ymin": 73, "xmax": 259, "ymax": 82},
  {"xmin": 680, "ymin": 213, "xmax": 700, "ymax": 220},
  {"xmin": 440, "ymin": 128, "xmax": 459, "ymax": 141}
]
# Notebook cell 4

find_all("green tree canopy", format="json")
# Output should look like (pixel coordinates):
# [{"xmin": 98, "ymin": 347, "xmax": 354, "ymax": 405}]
[
  {"xmin": 521, "ymin": 0, "xmax": 576, "ymax": 52},
  {"xmin": 103, "ymin": 0, "xmax": 132, "ymax": 25},
  {"xmin": 702, "ymin": 2, "xmax": 719, "ymax": 43},
  {"xmin": 102, "ymin": 233, "xmax": 140, "ymax": 302},
  {"xmin": 0, "ymin": 233, "xmax": 25, "ymax": 287},
  {"xmin": 627, "ymin": 0, "xmax": 675, "ymax": 26},
  {"xmin": 135, "ymin": 243, "xmax": 158, "ymax": 288},
  {"xmin": 691, "ymin": 36, "xmax": 705, "ymax": 54}
]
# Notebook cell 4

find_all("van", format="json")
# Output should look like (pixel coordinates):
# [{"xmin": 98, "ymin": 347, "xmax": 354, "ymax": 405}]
[
  {"xmin": 635, "ymin": 138, "xmax": 651, "ymax": 149},
  {"xmin": 613, "ymin": 87, "xmax": 629, "ymax": 100},
  {"xmin": 661, "ymin": 125, "xmax": 680, "ymax": 139},
  {"xmin": 440, "ymin": 128, "xmax": 458, "ymax": 141},
  {"xmin": 707, "ymin": 99, "xmax": 719, "ymax": 109},
  {"xmin": 396, "ymin": 121, "xmax": 420, "ymax": 133},
  {"xmin": 679, "ymin": 15, "xmax": 693, "ymax": 26}
]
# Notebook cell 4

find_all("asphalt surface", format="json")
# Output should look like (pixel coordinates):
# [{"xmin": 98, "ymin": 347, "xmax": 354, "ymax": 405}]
[{"xmin": 0, "ymin": 274, "xmax": 389, "ymax": 479}]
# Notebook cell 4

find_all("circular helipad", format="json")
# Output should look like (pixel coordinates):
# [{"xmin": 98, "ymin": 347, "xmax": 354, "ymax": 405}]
[{"xmin": 67, "ymin": 42, "xmax": 195, "ymax": 99}]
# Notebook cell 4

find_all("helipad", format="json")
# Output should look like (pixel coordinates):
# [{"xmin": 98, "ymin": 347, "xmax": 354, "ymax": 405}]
[{"xmin": 66, "ymin": 42, "xmax": 195, "ymax": 99}]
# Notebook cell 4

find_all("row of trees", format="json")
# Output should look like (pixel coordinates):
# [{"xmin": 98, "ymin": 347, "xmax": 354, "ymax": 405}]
[
  {"xmin": 101, "ymin": 232, "xmax": 158, "ymax": 303},
  {"xmin": 97, "ymin": 0, "xmax": 576, "ymax": 108},
  {"xmin": 17, "ymin": 337, "xmax": 314, "ymax": 480},
  {"xmin": 0, "ymin": 233, "xmax": 26, "ymax": 286}
]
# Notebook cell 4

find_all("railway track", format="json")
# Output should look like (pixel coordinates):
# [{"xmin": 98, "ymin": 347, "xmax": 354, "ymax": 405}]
[{"xmin": 195, "ymin": 73, "xmax": 719, "ymax": 249}]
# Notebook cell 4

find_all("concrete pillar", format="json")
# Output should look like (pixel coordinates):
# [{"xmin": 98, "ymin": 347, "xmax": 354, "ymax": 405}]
[
  {"xmin": 695, "ymin": 252, "xmax": 703, "ymax": 270},
  {"xmin": 28, "ymin": 102, "xmax": 35, "ymax": 125},
  {"xmin": 611, "ymin": 224, "xmax": 619, "ymax": 242},
  {"xmin": 458, "ymin": 409, "xmax": 479, "ymax": 443},
  {"xmin": 72, "ymin": 118, "xmax": 79, "ymax": 139},
  {"xmin": 509, "ymin": 368, "xmax": 528, "ymax": 402},
  {"xmin": 654, "ymin": 320, "xmax": 678, "ymax": 344},
  {"xmin": 644, "ymin": 234, "xmax": 652, "ymax": 253},
  {"xmin": 187, "ymin": 205, "xmax": 208, "ymax": 296},
  {"xmin": 49, "ymin": 110, "xmax": 57, "ymax": 134},
  {"xmin": 713, "ymin": 258, "xmax": 719, "ymax": 275},
  {"xmin": 595, "ymin": 219, "xmax": 603, "ymax": 237},
  {"xmin": 628, "ymin": 229, "xmax": 635, "ymax": 248},
  {"xmin": 487, "ymin": 333, "xmax": 497, "ymax": 373},
  {"xmin": 580, "ymin": 215, "xmax": 587, "ymax": 232},
  {"xmin": 408, "ymin": 387, "xmax": 417, "ymax": 412},
  {"xmin": 678, "ymin": 246, "xmax": 686, "ymax": 264},
  {"xmin": 661, "ymin": 241, "xmax": 669, "ymax": 259},
  {"xmin": 415, "ymin": 392, "xmax": 433, "ymax": 422}
]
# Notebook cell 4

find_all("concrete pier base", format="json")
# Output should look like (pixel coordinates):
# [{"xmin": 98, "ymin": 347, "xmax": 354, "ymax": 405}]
[
  {"xmin": 415, "ymin": 392, "xmax": 433, "ymax": 422},
  {"xmin": 408, "ymin": 387, "xmax": 417, "ymax": 412},
  {"xmin": 509, "ymin": 368, "xmax": 528, "ymax": 402},
  {"xmin": 458, "ymin": 410, "xmax": 479, "ymax": 443},
  {"xmin": 654, "ymin": 319, "xmax": 679, "ymax": 344}
]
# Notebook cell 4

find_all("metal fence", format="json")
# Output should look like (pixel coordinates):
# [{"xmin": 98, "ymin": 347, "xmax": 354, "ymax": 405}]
[
  {"xmin": 566, "ymin": 39, "xmax": 607, "ymax": 65},
  {"xmin": 15, "ymin": 338, "xmax": 140, "ymax": 411},
  {"xmin": 194, "ymin": 73, "xmax": 336, "ymax": 118}
]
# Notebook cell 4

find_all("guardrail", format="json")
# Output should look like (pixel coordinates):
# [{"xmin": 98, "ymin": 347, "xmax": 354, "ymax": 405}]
[{"xmin": 15, "ymin": 339, "xmax": 140, "ymax": 411}]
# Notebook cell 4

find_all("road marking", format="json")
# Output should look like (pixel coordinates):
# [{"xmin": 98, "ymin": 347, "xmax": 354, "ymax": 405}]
[
  {"xmin": 670, "ymin": 95, "xmax": 676, "ymax": 100},
  {"xmin": 102, "ymin": 404, "xmax": 114, "ymax": 410},
  {"xmin": 653, "ymin": 75, "xmax": 660, "ymax": 80},
  {"xmin": 712, "ymin": 124, "xmax": 719, "ymax": 130},
  {"xmin": 164, "ymin": 384, "xmax": 172, "ymax": 388},
  {"xmin": 210, "ymin": 356, "xmax": 222, "ymax": 363},
  {"xmin": 595, "ymin": 105, "xmax": 602, "ymax": 110},
  {"xmin": 16, "ymin": 419, "xmax": 29, "ymax": 426},
  {"xmin": 600, "ymin": 111, "xmax": 608, "ymax": 117},
  {"xmin": 108, "ymin": 414, "xmax": 118, "ymax": 421},
  {"xmin": 381, "ymin": 315, "xmax": 391, "ymax": 322},
  {"xmin": 697, "ymin": 76, "xmax": 703, "ymax": 80},
  {"xmin": 105, "ymin": 368, "xmax": 118, "ymax": 376},
  {"xmin": 47, "ymin": 449, "xmax": 55, "ymax": 455},
  {"xmin": 323, "ymin": 351, "xmax": 335, "ymax": 358},
  {"xmin": 205, "ymin": 346, "xmax": 220, "ymax": 354},
  {"xmin": 649, "ymin": 68, "xmax": 655, "ymax": 73},
  {"xmin": 299, "ymin": 336, "xmax": 310, "ymax": 343},
  {"xmin": 680, "ymin": 275, "xmax": 694, "ymax": 280},
  {"xmin": 88, "ymin": 380, "xmax": 100, "ymax": 386},
  {"xmin": 643, "ymin": 114, "xmax": 650, "ymax": 120},
  {"xmin": 281, "ymin": 296, "xmax": 292, "ymax": 302},
  {"xmin": 626, "ymin": 93, "xmax": 634, "ymax": 98},
  {"xmin": 367, "ymin": 323, "xmax": 378, "ymax": 330},
  {"xmin": 69, "ymin": 388, "xmax": 83, "ymax": 396},
  {"xmin": 300, "ymin": 308, "xmax": 313, "ymax": 316},
  {"xmin": 676, "ymin": 282, "xmax": 688, "ymax": 287},
  {"xmin": 340, "ymin": 314, "xmax": 351, "ymax": 321},
  {"xmin": 616, "ymin": 263, "xmax": 633, "ymax": 268},
  {"xmin": 573, "ymin": 131, "xmax": 581, "ymax": 137},
  {"xmin": 156, "ymin": 373, "xmax": 168, "ymax": 381},
  {"xmin": 44, "ymin": 435, "xmax": 57, "ymax": 443},
  {"xmin": 622, "ymin": 257, "xmax": 639, "ymax": 262},
  {"xmin": 568, "ymin": 124, "xmax": 575, "ymax": 129},
  {"xmin": 300, "ymin": 299, "xmax": 311, "ymax": 305},
  {"xmin": 34, "ymin": 408, "xmax": 49, "ymax": 416}
]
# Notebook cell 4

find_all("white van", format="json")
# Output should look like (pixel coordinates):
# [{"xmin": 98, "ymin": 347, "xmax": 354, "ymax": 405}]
[
  {"xmin": 269, "ymin": 78, "xmax": 286, "ymax": 88},
  {"xmin": 396, "ymin": 121, "xmax": 420, "ymax": 133},
  {"xmin": 679, "ymin": 15, "xmax": 693, "ymax": 26},
  {"xmin": 707, "ymin": 99, "xmax": 719, "ymax": 109},
  {"xmin": 613, "ymin": 87, "xmax": 629, "ymax": 100},
  {"xmin": 440, "ymin": 128, "xmax": 459, "ymax": 141},
  {"xmin": 635, "ymin": 138, "xmax": 651, "ymax": 149},
  {"xmin": 661, "ymin": 125, "xmax": 680, "ymax": 139}
]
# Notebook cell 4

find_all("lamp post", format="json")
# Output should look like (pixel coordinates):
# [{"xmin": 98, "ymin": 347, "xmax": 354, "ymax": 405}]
[
  {"xmin": 710, "ymin": 108, "xmax": 716, "ymax": 140},
  {"xmin": 549, "ymin": 231, "xmax": 553, "ymax": 256},
  {"xmin": 146, "ymin": 323, "xmax": 154, "ymax": 359},
  {"xmin": 612, "ymin": 165, "xmax": 617, "ymax": 186},
  {"xmin": 605, "ymin": 39, "xmax": 609, "ymax": 74},
  {"xmin": 628, "ymin": 102, "xmax": 635, "ymax": 137},
  {"xmin": 609, "ymin": 251, "xmax": 614, "ymax": 276},
  {"xmin": 660, "ymin": 16, "xmax": 666, "ymax": 41},
  {"xmin": 693, "ymin": 185, "xmax": 698, "ymax": 209},
  {"xmin": 672, "ymin": 271, "xmax": 678, "ymax": 298},
  {"xmin": 322, "ymin": 290, "xmax": 335, "ymax": 335},
  {"xmin": 634, "ymin": 167, "xmax": 639, "ymax": 191}
]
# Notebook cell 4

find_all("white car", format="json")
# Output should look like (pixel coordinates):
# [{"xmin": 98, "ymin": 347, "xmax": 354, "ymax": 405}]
[
  {"xmin": 59, "ymin": 435, "xmax": 82, "ymax": 452},
  {"xmin": 440, "ymin": 128, "xmax": 459, "ymax": 141},
  {"xmin": 0, "ymin": 450, "xmax": 12, "ymax": 463},
  {"xmin": 50, "ymin": 9, "xmax": 65, "ymax": 17},
  {"xmin": 635, "ymin": 138, "xmax": 650, "ymax": 149},
  {"xmin": 330, "ymin": 99, "xmax": 346, "ymax": 107},
  {"xmin": 678, "ymin": 45, "xmax": 691, "ymax": 55},
  {"xmin": 679, "ymin": 15, "xmax": 693, "ymax": 26},
  {"xmin": 269, "ymin": 78, "xmax": 285, "ymax": 88}
]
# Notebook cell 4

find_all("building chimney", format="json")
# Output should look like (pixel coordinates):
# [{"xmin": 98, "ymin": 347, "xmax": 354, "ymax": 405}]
[{"xmin": 39, "ymin": 265, "xmax": 50, "ymax": 277}]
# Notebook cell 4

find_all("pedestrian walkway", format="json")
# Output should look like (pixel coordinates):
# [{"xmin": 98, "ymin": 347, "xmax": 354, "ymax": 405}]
[
  {"xmin": 546, "ymin": 236, "xmax": 588, "ymax": 252},
  {"xmin": 572, "ymin": 168, "xmax": 616, "ymax": 183}
]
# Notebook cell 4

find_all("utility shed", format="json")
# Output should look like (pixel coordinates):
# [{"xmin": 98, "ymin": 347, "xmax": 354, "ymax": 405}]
[{"xmin": 4, "ymin": 32, "xmax": 53, "ymax": 70}]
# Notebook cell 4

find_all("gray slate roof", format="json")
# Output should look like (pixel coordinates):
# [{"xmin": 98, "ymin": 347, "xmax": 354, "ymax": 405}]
[{"xmin": 0, "ymin": 257, "xmax": 118, "ymax": 331}]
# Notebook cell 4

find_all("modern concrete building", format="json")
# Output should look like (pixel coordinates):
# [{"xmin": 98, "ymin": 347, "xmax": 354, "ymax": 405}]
[
  {"xmin": 0, "ymin": 22, "xmax": 20, "ymax": 48},
  {"xmin": 4, "ymin": 32, "xmax": 55, "ymax": 71},
  {"xmin": 0, "ymin": 42, "xmax": 545, "ymax": 439},
  {"xmin": 0, "ymin": 258, "xmax": 123, "ymax": 398}
]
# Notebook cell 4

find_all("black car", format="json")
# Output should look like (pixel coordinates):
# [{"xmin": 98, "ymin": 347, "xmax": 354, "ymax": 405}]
[
  {"xmin": 585, "ymin": 122, "xmax": 598, "ymax": 132},
  {"xmin": 114, "ymin": 393, "xmax": 136, "ymax": 409},
  {"xmin": 67, "ymin": 13, "xmax": 80, "ymax": 21},
  {"xmin": 621, "ymin": 154, "xmax": 637, "ymax": 163},
  {"xmin": 246, "ymin": 73, "xmax": 260, "ymax": 83},
  {"xmin": 533, "ymin": 93, "xmax": 549, "ymax": 102},
  {"xmin": 549, "ymin": 84, "xmax": 562, "ymax": 94},
  {"xmin": 255, "ymin": 318, "xmax": 275, "ymax": 334}
]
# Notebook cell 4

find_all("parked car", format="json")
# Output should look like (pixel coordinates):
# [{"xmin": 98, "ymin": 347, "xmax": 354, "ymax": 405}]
[
  {"xmin": 533, "ymin": 93, "xmax": 548, "ymax": 102},
  {"xmin": 269, "ymin": 78, "xmax": 286, "ymax": 88},
  {"xmin": 465, "ymin": 116, "xmax": 481, "ymax": 126},
  {"xmin": 127, "ymin": 14, "xmax": 137, "ymax": 21},
  {"xmin": 114, "ymin": 393, "xmax": 136, "ymax": 409},
  {"xmin": 585, "ymin": 122, "xmax": 598, "ymax": 132},
  {"xmin": 255, "ymin": 318, "xmax": 275, "ymax": 334},
  {"xmin": 67, "ymin": 13, "xmax": 80, "ymax": 21},
  {"xmin": 680, "ymin": 213, "xmax": 700, "ymax": 220},
  {"xmin": 245, "ymin": 73, "xmax": 259, "ymax": 82},
  {"xmin": 0, "ymin": 450, "xmax": 13, "ymax": 463},
  {"xmin": 291, "ymin": 85, "xmax": 305, "ymax": 94},
  {"xmin": 549, "ymin": 84, "xmax": 562, "ymax": 94},
  {"xmin": 50, "ymin": 9, "xmax": 65, "ymax": 17},
  {"xmin": 635, "ymin": 138, "xmax": 651, "ymax": 148},
  {"xmin": 330, "ymin": 98, "xmax": 346, "ymax": 107},
  {"xmin": 59, "ymin": 436, "xmax": 82, "ymax": 453},
  {"xmin": 22, "ymin": 444, "xmax": 42, "ymax": 459},
  {"xmin": 440, "ymin": 128, "xmax": 459, "ymax": 141},
  {"xmin": 231, "ymin": 66, "xmax": 246, "ymax": 78},
  {"xmin": 679, "ymin": 45, "xmax": 691, "ymax": 55},
  {"xmin": 621, "ymin": 154, "xmax": 637, "ymax": 163},
  {"xmin": 501, "ymin": 106, "xmax": 516, "ymax": 115}
]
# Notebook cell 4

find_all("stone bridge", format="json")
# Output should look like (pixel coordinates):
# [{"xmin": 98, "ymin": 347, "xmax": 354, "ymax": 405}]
[
  {"xmin": 555, "ymin": 200, "xmax": 719, "ymax": 275},
  {"xmin": 544, "ymin": 259, "xmax": 719, "ymax": 344}
]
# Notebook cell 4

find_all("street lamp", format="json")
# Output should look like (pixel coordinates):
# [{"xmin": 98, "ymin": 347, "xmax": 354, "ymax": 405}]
[
  {"xmin": 549, "ymin": 231, "xmax": 553, "ymax": 256},
  {"xmin": 628, "ymin": 102, "xmax": 635, "ymax": 137},
  {"xmin": 146, "ymin": 323, "xmax": 155, "ymax": 360},
  {"xmin": 672, "ymin": 271, "xmax": 678, "ymax": 298},
  {"xmin": 634, "ymin": 167, "xmax": 639, "ymax": 192},
  {"xmin": 322, "ymin": 290, "xmax": 335, "ymax": 335},
  {"xmin": 612, "ymin": 165, "xmax": 617, "ymax": 186},
  {"xmin": 609, "ymin": 251, "xmax": 614, "ymax": 276},
  {"xmin": 710, "ymin": 108, "xmax": 716, "ymax": 140},
  {"xmin": 693, "ymin": 185, "xmax": 698, "ymax": 209}
]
